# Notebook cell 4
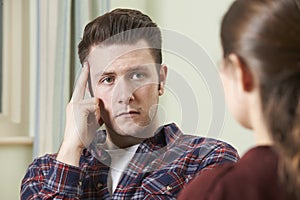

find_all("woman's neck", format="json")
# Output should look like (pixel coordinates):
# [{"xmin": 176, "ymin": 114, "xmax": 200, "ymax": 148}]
[{"xmin": 252, "ymin": 110, "xmax": 274, "ymax": 146}]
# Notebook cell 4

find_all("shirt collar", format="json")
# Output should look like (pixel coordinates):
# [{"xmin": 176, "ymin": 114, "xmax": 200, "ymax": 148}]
[
  {"xmin": 83, "ymin": 123, "xmax": 183, "ymax": 156},
  {"xmin": 138, "ymin": 123, "xmax": 183, "ymax": 152}
]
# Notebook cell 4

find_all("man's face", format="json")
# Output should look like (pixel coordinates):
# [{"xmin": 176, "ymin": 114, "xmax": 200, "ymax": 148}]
[{"xmin": 87, "ymin": 40, "xmax": 167, "ymax": 138}]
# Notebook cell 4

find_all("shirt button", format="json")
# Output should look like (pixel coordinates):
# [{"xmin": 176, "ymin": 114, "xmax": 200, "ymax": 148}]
[
  {"xmin": 78, "ymin": 181, "xmax": 82, "ymax": 186},
  {"xmin": 97, "ymin": 183, "xmax": 102, "ymax": 188},
  {"xmin": 166, "ymin": 185, "xmax": 172, "ymax": 191}
]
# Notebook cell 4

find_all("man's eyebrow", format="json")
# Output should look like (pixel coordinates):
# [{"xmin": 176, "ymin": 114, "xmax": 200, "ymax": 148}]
[
  {"xmin": 94, "ymin": 64, "xmax": 152, "ymax": 78},
  {"xmin": 95, "ymin": 71, "xmax": 115, "ymax": 78}
]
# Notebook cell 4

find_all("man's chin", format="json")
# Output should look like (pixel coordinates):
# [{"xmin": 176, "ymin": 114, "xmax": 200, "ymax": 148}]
[{"xmin": 113, "ymin": 121, "xmax": 154, "ymax": 139}]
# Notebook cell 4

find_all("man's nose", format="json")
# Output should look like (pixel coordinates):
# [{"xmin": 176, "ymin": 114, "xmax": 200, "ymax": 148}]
[{"xmin": 113, "ymin": 79, "xmax": 135, "ymax": 105}]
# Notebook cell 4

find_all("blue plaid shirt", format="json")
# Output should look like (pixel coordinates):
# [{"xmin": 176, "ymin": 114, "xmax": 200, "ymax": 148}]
[{"xmin": 21, "ymin": 123, "xmax": 239, "ymax": 199}]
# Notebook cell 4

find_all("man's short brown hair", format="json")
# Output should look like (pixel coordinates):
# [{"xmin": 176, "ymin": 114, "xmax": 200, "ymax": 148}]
[{"xmin": 78, "ymin": 8, "xmax": 162, "ymax": 65}]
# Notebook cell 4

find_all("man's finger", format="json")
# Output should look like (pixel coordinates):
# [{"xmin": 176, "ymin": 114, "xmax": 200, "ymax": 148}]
[
  {"xmin": 71, "ymin": 62, "xmax": 89, "ymax": 102},
  {"xmin": 79, "ymin": 98, "xmax": 100, "ymax": 113}
]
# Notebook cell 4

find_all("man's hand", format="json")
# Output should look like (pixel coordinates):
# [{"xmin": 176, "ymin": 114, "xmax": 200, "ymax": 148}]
[{"xmin": 57, "ymin": 62, "xmax": 102, "ymax": 166}]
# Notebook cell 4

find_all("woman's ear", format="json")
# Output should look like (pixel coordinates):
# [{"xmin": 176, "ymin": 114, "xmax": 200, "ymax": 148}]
[
  {"xmin": 228, "ymin": 54, "xmax": 254, "ymax": 92},
  {"xmin": 158, "ymin": 64, "xmax": 168, "ymax": 96}
]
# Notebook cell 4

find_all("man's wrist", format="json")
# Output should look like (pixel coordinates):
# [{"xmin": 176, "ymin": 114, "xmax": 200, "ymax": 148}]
[{"xmin": 56, "ymin": 142, "xmax": 83, "ymax": 167}]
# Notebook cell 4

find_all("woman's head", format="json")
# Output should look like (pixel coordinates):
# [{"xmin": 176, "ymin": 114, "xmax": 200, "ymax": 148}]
[{"xmin": 221, "ymin": 0, "xmax": 300, "ymax": 198}]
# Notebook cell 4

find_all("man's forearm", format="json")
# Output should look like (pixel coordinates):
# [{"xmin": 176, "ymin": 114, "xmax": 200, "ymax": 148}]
[{"xmin": 21, "ymin": 154, "xmax": 83, "ymax": 200}]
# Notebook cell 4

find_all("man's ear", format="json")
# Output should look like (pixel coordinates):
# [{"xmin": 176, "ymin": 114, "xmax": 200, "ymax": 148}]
[
  {"xmin": 228, "ymin": 54, "xmax": 254, "ymax": 92},
  {"xmin": 158, "ymin": 64, "xmax": 168, "ymax": 96}
]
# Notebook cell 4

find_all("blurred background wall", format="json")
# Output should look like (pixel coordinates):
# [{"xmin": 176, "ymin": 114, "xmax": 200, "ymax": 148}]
[{"xmin": 0, "ymin": 0, "xmax": 254, "ymax": 199}]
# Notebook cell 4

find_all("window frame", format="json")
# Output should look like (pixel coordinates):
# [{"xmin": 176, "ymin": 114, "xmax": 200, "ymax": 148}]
[
  {"xmin": 0, "ymin": 0, "xmax": 30, "ymax": 137},
  {"xmin": 0, "ymin": 0, "xmax": 3, "ymax": 113}
]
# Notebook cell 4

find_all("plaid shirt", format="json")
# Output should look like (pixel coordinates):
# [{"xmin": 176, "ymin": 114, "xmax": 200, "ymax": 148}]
[{"xmin": 21, "ymin": 123, "xmax": 239, "ymax": 200}]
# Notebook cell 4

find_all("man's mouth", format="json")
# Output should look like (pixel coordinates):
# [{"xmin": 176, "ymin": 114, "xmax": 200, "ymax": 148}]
[{"xmin": 115, "ymin": 110, "xmax": 141, "ymax": 118}]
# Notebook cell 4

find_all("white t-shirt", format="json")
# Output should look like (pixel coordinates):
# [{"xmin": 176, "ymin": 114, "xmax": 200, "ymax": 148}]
[{"xmin": 106, "ymin": 144, "xmax": 139, "ymax": 194}]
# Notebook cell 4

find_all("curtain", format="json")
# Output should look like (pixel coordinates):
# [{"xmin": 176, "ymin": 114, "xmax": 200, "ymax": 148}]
[{"xmin": 32, "ymin": 0, "xmax": 109, "ymax": 157}]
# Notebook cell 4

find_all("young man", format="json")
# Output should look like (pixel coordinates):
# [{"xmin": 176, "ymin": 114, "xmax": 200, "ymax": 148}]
[{"xmin": 21, "ymin": 8, "xmax": 239, "ymax": 199}]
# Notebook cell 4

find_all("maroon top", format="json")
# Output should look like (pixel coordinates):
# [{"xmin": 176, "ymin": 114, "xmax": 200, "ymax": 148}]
[{"xmin": 178, "ymin": 146, "xmax": 288, "ymax": 200}]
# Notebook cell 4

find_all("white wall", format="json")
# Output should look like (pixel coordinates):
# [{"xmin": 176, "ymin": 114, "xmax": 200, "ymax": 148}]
[
  {"xmin": 0, "ymin": 145, "xmax": 32, "ymax": 200},
  {"xmin": 110, "ymin": 0, "xmax": 255, "ymax": 155},
  {"xmin": 0, "ymin": 0, "xmax": 33, "ymax": 199}
]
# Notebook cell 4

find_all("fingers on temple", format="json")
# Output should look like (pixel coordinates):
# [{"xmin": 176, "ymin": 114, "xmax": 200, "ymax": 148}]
[
  {"xmin": 71, "ymin": 62, "xmax": 90, "ymax": 102},
  {"xmin": 79, "ymin": 98, "xmax": 100, "ymax": 112},
  {"xmin": 82, "ymin": 98, "xmax": 101, "ymax": 125}
]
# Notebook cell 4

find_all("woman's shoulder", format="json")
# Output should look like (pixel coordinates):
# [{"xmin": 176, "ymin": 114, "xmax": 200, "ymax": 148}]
[
  {"xmin": 178, "ymin": 146, "xmax": 285, "ymax": 200},
  {"xmin": 177, "ymin": 160, "xmax": 235, "ymax": 200}
]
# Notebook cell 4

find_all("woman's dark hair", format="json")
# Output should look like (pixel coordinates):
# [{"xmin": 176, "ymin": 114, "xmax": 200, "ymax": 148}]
[
  {"xmin": 221, "ymin": 0, "xmax": 300, "ymax": 198},
  {"xmin": 78, "ymin": 8, "xmax": 162, "ymax": 65}
]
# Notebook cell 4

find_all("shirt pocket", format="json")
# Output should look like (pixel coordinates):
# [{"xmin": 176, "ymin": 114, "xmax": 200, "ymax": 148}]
[{"xmin": 141, "ymin": 171, "xmax": 187, "ymax": 199}]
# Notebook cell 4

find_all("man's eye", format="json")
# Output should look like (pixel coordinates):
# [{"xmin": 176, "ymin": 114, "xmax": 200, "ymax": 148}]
[
  {"xmin": 131, "ymin": 73, "xmax": 145, "ymax": 80},
  {"xmin": 100, "ymin": 76, "xmax": 114, "ymax": 85}
]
